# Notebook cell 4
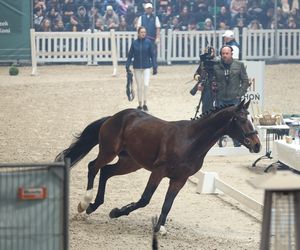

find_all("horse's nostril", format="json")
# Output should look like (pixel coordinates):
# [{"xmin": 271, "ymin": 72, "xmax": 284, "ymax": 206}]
[{"xmin": 254, "ymin": 143, "xmax": 261, "ymax": 153}]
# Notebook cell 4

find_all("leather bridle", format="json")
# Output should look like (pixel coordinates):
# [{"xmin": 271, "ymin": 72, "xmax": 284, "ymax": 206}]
[{"xmin": 231, "ymin": 116, "xmax": 258, "ymax": 145}]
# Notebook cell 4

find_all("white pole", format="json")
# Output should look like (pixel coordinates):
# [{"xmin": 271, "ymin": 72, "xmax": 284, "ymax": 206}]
[{"xmin": 30, "ymin": 29, "xmax": 37, "ymax": 76}]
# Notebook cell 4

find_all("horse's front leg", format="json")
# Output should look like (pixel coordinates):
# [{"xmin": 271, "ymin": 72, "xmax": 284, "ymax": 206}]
[
  {"xmin": 109, "ymin": 171, "xmax": 163, "ymax": 218},
  {"xmin": 155, "ymin": 177, "xmax": 188, "ymax": 235}
]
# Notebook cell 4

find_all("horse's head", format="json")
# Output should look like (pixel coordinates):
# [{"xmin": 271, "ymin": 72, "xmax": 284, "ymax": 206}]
[{"xmin": 227, "ymin": 100, "xmax": 261, "ymax": 153}]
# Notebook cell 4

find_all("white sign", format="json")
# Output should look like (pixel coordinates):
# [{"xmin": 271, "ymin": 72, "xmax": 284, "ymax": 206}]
[{"xmin": 243, "ymin": 61, "xmax": 265, "ymax": 110}]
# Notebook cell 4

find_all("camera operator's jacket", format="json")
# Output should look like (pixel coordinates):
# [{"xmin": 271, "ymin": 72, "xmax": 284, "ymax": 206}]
[{"xmin": 213, "ymin": 60, "xmax": 249, "ymax": 101}]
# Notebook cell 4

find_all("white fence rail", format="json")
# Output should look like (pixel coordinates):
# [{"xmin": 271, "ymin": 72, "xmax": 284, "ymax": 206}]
[
  {"xmin": 196, "ymin": 170, "xmax": 263, "ymax": 214},
  {"xmin": 242, "ymin": 28, "xmax": 300, "ymax": 60},
  {"xmin": 30, "ymin": 28, "xmax": 300, "ymax": 74},
  {"xmin": 30, "ymin": 29, "xmax": 118, "ymax": 75}
]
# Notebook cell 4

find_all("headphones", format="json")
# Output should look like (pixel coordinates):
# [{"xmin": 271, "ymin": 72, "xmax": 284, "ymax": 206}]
[{"xmin": 219, "ymin": 45, "xmax": 233, "ymax": 56}]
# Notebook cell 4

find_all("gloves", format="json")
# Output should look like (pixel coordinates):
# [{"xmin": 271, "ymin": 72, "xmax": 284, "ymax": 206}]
[{"xmin": 153, "ymin": 67, "xmax": 157, "ymax": 75}]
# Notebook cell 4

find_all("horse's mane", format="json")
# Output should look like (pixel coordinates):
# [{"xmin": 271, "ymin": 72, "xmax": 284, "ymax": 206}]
[{"xmin": 192, "ymin": 104, "xmax": 234, "ymax": 121}]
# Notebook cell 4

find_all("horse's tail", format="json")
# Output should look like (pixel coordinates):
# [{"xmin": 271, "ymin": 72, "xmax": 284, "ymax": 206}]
[{"xmin": 55, "ymin": 116, "xmax": 110, "ymax": 168}]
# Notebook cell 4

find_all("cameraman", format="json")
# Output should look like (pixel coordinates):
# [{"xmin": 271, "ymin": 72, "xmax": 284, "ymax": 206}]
[
  {"xmin": 192, "ymin": 46, "xmax": 217, "ymax": 113},
  {"xmin": 214, "ymin": 46, "xmax": 248, "ymax": 107},
  {"xmin": 213, "ymin": 45, "xmax": 249, "ymax": 146}
]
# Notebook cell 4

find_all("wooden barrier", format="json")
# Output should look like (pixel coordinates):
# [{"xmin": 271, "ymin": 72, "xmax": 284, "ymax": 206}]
[
  {"xmin": 30, "ymin": 28, "xmax": 300, "ymax": 73},
  {"xmin": 30, "ymin": 29, "xmax": 118, "ymax": 76},
  {"xmin": 195, "ymin": 170, "xmax": 263, "ymax": 214}
]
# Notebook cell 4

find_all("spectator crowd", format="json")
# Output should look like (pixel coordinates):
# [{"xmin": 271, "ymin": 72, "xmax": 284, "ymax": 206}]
[{"xmin": 33, "ymin": 0, "xmax": 300, "ymax": 32}]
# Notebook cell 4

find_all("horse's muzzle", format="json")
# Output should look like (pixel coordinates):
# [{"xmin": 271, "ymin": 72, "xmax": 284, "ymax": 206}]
[{"xmin": 253, "ymin": 143, "xmax": 261, "ymax": 153}]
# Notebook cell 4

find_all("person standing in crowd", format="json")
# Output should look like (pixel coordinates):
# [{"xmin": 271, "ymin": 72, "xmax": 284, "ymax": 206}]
[
  {"xmin": 137, "ymin": 3, "xmax": 161, "ymax": 72},
  {"xmin": 213, "ymin": 46, "xmax": 249, "ymax": 146},
  {"xmin": 125, "ymin": 26, "xmax": 157, "ymax": 112},
  {"xmin": 222, "ymin": 30, "xmax": 240, "ymax": 59}
]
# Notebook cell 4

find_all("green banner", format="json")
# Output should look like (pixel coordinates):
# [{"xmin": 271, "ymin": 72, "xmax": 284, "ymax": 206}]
[{"xmin": 0, "ymin": 0, "xmax": 31, "ymax": 61}]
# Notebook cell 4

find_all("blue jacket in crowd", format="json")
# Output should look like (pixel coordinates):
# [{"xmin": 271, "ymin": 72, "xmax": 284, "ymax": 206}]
[{"xmin": 126, "ymin": 37, "xmax": 157, "ymax": 70}]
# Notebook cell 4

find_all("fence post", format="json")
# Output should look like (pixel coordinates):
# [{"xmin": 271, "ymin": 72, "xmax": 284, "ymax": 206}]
[
  {"xmin": 30, "ymin": 29, "xmax": 37, "ymax": 76},
  {"xmin": 166, "ymin": 29, "xmax": 172, "ymax": 65},
  {"xmin": 242, "ymin": 27, "xmax": 247, "ymax": 60},
  {"xmin": 159, "ymin": 29, "xmax": 166, "ymax": 63},
  {"xmin": 87, "ymin": 29, "xmax": 93, "ymax": 65},
  {"xmin": 110, "ymin": 29, "xmax": 118, "ymax": 76}
]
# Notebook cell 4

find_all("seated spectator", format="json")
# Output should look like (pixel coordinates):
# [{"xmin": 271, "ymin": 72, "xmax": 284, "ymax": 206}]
[
  {"xmin": 133, "ymin": 16, "xmax": 140, "ymax": 30},
  {"xmin": 170, "ymin": 15, "xmax": 181, "ymax": 31},
  {"xmin": 160, "ymin": 5, "xmax": 174, "ymax": 29},
  {"xmin": 47, "ymin": 7, "xmax": 61, "ymax": 29},
  {"xmin": 62, "ymin": 0, "xmax": 76, "ymax": 24},
  {"xmin": 286, "ymin": 16, "xmax": 297, "ymax": 28},
  {"xmin": 102, "ymin": 0, "xmax": 119, "ymax": 15},
  {"xmin": 230, "ymin": 0, "xmax": 248, "ymax": 18},
  {"xmin": 232, "ymin": 6, "xmax": 251, "ymax": 29},
  {"xmin": 188, "ymin": 20, "xmax": 198, "ymax": 31},
  {"xmin": 248, "ymin": 19, "xmax": 263, "ymax": 29},
  {"xmin": 268, "ymin": 16, "xmax": 285, "ymax": 29},
  {"xmin": 118, "ymin": 15, "xmax": 128, "ymax": 31},
  {"xmin": 76, "ymin": 5, "xmax": 90, "ymax": 30},
  {"xmin": 34, "ymin": 0, "xmax": 47, "ymax": 12},
  {"xmin": 40, "ymin": 18, "xmax": 52, "ymax": 31},
  {"xmin": 89, "ymin": 6, "xmax": 102, "ymax": 28},
  {"xmin": 94, "ymin": 17, "xmax": 105, "ymax": 31},
  {"xmin": 218, "ymin": 21, "xmax": 230, "ymax": 30},
  {"xmin": 117, "ymin": 0, "xmax": 130, "ymax": 16},
  {"xmin": 261, "ymin": 6, "xmax": 274, "ymax": 28},
  {"xmin": 203, "ymin": 18, "xmax": 214, "ymax": 30},
  {"xmin": 247, "ymin": 0, "xmax": 263, "ymax": 23},
  {"xmin": 33, "ymin": 7, "xmax": 44, "ymax": 31},
  {"xmin": 276, "ymin": 6, "xmax": 288, "ymax": 28},
  {"xmin": 196, "ymin": 3, "xmax": 212, "ymax": 23},
  {"xmin": 217, "ymin": 5, "xmax": 232, "ymax": 29},
  {"xmin": 103, "ymin": 5, "xmax": 120, "ymax": 30},
  {"xmin": 125, "ymin": 5, "xmax": 137, "ymax": 31},
  {"xmin": 178, "ymin": 5, "xmax": 192, "ymax": 31},
  {"xmin": 65, "ymin": 15, "xmax": 83, "ymax": 31},
  {"xmin": 53, "ymin": 19, "xmax": 66, "ymax": 31}
]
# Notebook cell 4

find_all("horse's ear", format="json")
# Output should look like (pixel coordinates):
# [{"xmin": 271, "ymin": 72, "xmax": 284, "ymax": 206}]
[
  {"xmin": 244, "ymin": 99, "xmax": 251, "ymax": 110},
  {"xmin": 237, "ymin": 99, "xmax": 245, "ymax": 110}
]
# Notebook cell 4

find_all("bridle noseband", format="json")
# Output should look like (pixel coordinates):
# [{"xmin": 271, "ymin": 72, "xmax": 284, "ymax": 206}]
[{"xmin": 231, "ymin": 116, "xmax": 258, "ymax": 145}]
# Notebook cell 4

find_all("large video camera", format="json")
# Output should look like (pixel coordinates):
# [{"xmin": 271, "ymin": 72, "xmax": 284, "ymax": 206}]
[
  {"xmin": 200, "ymin": 46, "xmax": 215, "ymax": 72},
  {"xmin": 190, "ymin": 46, "xmax": 216, "ymax": 96}
]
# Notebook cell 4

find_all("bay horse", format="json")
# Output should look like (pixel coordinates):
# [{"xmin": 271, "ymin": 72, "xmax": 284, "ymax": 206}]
[{"xmin": 56, "ymin": 100, "xmax": 260, "ymax": 234}]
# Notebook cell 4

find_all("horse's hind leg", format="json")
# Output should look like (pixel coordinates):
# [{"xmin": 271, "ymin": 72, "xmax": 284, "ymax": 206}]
[
  {"xmin": 109, "ymin": 171, "xmax": 163, "ymax": 218},
  {"xmin": 78, "ymin": 151, "xmax": 116, "ymax": 213},
  {"xmin": 86, "ymin": 153, "xmax": 141, "ymax": 214}
]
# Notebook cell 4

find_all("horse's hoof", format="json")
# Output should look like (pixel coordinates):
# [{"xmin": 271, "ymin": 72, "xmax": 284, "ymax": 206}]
[
  {"xmin": 109, "ymin": 208, "xmax": 120, "ymax": 218},
  {"xmin": 86, "ymin": 204, "xmax": 94, "ymax": 215},
  {"xmin": 159, "ymin": 226, "xmax": 167, "ymax": 236},
  {"xmin": 77, "ymin": 202, "xmax": 85, "ymax": 213}
]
